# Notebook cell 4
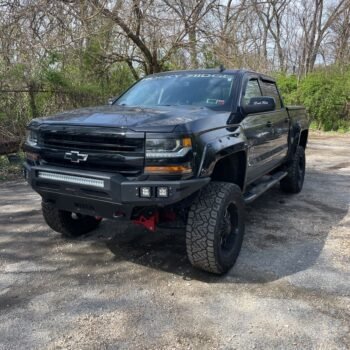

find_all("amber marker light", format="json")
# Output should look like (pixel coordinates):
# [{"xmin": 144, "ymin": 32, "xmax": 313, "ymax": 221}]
[
  {"xmin": 144, "ymin": 165, "xmax": 192, "ymax": 175},
  {"xmin": 182, "ymin": 137, "xmax": 192, "ymax": 147}
]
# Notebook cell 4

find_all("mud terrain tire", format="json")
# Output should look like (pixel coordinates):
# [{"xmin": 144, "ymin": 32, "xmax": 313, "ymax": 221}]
[
  {"xmin": 186, "ymin": 182, "xmax": 245, "ymax": 274},
  {"xmin": 42, "ymin": 201, "xmax": 101, "ymax": 238},
  {"xmin": 281, "ymin": 145, "xmax": 306, "ymax": 194}
]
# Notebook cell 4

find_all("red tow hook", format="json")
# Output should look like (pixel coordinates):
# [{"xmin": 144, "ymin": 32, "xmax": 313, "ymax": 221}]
[{"xmin": 133, "ymin": 211, "xmax": 159, "ymax": 232}]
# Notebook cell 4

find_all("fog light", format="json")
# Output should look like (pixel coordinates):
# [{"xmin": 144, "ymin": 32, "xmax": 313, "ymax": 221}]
[
  {"xmin": 157, "ymin": 187, "xmax": 169, "ymax": 198},
  {"xmin": 140, "ymin": 187, "xmax": 152, "ymax": 198}
]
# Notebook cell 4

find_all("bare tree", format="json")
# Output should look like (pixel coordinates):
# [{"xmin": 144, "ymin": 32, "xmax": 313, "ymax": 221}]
[
  {"xmin": 1, "ymin": 0, "xmax": 349, "ymax": 79},
  {"xmin": 331, "ymin": 5, "xmax": 350, "ymax": 65},
  {"xmin": 251, "ymin": 0, "xmax": 291, "ymax": 72},
  {"xmin": 299, "ymin": 0, "xmax": 349, "ymax": 75},
  {"xmin": 162, "ymin": 0, "xmax": 215, "ymax": 68}
]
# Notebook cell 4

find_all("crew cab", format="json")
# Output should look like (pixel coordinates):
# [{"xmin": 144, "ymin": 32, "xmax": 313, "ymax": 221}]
[{"xmin": 24, "ymin": 69, "xmax": 309, "ymax": 274}]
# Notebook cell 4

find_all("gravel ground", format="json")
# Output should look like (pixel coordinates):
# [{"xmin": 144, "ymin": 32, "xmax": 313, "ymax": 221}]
[{"xmin": 0, "ymin": 133, "xmax": 349, "ymax": 349}]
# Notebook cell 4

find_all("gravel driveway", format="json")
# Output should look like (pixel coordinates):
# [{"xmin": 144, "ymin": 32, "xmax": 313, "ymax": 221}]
[{"xmin": 0, "ymin": 133, "xmax": 349, "ymax": 349}]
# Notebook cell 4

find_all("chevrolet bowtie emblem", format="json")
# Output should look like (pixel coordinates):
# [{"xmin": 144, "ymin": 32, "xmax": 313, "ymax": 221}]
[{"xmin": 64, "ymin": 151, "xmax": 88, "ymax": 163}]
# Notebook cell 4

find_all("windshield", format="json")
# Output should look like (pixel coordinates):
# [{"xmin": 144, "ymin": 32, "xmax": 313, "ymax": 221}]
[{"xmin": 115, "ymin": 73, "xmax": 235, "ymax": 111}]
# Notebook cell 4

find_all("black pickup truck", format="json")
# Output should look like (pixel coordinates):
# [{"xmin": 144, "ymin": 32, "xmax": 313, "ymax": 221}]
[{"xmin": 24, "ymin": 69, "xmax": 308, "ymax": 274}]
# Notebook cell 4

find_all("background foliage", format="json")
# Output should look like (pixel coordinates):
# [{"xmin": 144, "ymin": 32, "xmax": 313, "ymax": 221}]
[
  {"xmin": 277, "ymin": 66, "xmax": 350, "ymax": 131},
  {"xmin": 0, "ymin": 0, "xmax": 349, "ymax": 140}
]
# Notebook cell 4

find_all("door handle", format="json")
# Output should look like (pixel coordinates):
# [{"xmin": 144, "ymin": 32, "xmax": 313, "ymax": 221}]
[{"xmin": 266, "ymin": 121, "xmax": 273, "ymax": 127}]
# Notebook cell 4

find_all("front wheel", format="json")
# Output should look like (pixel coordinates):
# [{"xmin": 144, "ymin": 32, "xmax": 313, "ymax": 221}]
[
  {"xmin": 280, "ymin": 145, "xmax": 306, "ymax": 194},
  {"xmin": 42, "ymin": 201, "xmax": 101, "ymax": 238},
  {"xmin": 186, "ymin": 182, "xmax": 245, "ymax": 274}
]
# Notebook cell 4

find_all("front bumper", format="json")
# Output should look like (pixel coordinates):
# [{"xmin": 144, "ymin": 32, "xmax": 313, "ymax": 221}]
[{"xmin": 24, "ymin": 162, "xmax": 209, "ymax": 219}]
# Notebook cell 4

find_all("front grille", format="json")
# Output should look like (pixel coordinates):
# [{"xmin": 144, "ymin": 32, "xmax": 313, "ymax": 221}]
[
  {"xmin": 40, "ymin": 132, "xmax": 144, "ymax": 153},
  {"xmin": 38, "ymin": 128, "xmax": 145, "ymax": 176}
]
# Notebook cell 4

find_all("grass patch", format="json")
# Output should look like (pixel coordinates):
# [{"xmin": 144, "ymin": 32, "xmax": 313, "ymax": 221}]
[
  {"xmin": 309, "ymin": 122, "xmax": 350, "ymax": 136},
  {"xmin": 309, "ymin": 121, "xmax": 350, "ymax": 133},
  {"xmin": 0, "ymin": 153, "xmax": 25, "ymax": 181}
]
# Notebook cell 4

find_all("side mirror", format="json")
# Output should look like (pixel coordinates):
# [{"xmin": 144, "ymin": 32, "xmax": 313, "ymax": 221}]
[
  {"xmin": 107, "ymin": 96, "xmax": 118, "ymax": 105},
  {"xmin": 241, "ymin": 96, "xmax": 276, "ymax": 115}
]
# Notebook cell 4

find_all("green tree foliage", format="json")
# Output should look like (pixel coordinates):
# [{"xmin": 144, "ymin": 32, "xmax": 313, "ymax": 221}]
[
  {"xmin": 276, "ymin": 66, "xmax": 350, "ymax": 131},
  {"xmin": 1, "ymin": 0, "xmax": 350, "ymax": 141},
  {"xmin": 0, "ymin": 44, "xmax": 135, "ymax": 138}
]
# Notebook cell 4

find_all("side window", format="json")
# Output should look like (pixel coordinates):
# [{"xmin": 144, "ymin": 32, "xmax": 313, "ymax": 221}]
[
  {"xmin": 260, "ymin": 81, "xmax": 282, "ymax": 109},
  {"xmin": 242, "ymin": 79, "xmax": 262, "ymax": 105}
]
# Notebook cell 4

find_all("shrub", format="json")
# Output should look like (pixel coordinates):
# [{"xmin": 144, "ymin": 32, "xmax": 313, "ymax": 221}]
[
  {"xmin": 276, "ymin": 66, "xmax": 350, "ymax": 131},
  {"xmin": 0, "ymin": 55, "xmax": 136, "ymax": 138}
]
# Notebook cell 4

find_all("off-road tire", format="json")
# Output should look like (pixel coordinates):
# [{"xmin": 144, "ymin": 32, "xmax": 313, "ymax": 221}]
[
  {"xmin": 186, "ymin": 182, "xmax": 245, "ymax": 274},
  {"xmin": 280, "ymin": 145, "xmax": 306, "ymax": 194},
  {"xmin": 42, "ymin": 201, "xmax": 101, "ymax": 238}
]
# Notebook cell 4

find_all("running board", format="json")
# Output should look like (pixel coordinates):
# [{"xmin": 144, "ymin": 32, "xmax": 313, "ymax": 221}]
[{"xmin": 244, "ymin": 171, "xmax": 288, "ymax": 204}]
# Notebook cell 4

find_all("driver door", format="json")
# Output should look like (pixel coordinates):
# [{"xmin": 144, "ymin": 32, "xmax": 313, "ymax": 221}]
[{"xmin": 240, "ymin": 78, "xmax": 275, "ymax": 184}]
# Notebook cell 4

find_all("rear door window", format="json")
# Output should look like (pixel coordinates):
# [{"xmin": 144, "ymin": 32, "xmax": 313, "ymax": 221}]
[{"xmin": 260, "ymin": 81, "xmax": 282, "ymax": 109}]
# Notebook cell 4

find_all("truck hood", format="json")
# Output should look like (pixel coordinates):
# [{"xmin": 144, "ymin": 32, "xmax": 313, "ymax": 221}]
[{"xmin": 32, "ymin": 105, "xmax": 226, "ymax": 132}]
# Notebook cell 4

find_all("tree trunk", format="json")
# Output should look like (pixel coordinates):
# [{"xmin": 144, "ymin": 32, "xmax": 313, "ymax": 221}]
[
  {"xmin": 188, "ymin": 27, "xmax": 198, "ymax": 68},
  {"xmin": 28, "ymin": 82, "xmax": 38, "ymax": 119}
]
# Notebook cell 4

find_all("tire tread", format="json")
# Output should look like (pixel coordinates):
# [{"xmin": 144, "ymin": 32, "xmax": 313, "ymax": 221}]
[
  {"xmin": 280, "ymin": 145, "xmax": 305, "ymax": 193},
  {"xmin": 186, "ymin": 182, "xmax": 244, "ymax": 274},
  {"xmin": 42, "ymin": 201, "xmax": 100, "ymax": 238}
]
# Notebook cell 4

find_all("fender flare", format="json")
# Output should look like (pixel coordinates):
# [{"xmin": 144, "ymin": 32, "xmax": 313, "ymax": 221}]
[
  {"xmin": 287, "ymin": 123, "xmax": 308, "ymax": 161},
  {"xmin": 197, "ymin": 136, "xmax": 247, "ymax": 178}
]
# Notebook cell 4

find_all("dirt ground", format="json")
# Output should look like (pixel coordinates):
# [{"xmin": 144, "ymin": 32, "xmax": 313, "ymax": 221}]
[{"xmin": 0, "ymin": 133, "xmax": 349, "ymax": 350}]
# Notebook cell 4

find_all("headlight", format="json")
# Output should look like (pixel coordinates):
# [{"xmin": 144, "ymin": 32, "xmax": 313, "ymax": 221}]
[
  {"xmin": 145, "ymin": 137, "xmax": 192, "ymax": 158},
  {"xmin": 26, "ymin": 129, "xmax": 38, "ymax": 147}
]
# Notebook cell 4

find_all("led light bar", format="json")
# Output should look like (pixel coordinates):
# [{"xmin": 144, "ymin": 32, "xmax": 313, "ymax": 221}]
[{"xmin": 38, "ymin": 171, "xmax": 104, "ymax": 188}]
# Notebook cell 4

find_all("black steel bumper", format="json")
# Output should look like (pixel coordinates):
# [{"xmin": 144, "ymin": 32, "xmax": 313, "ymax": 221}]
[{"xmin": 23, "ymin": 163, "xmax": 210, "ymax": 219}]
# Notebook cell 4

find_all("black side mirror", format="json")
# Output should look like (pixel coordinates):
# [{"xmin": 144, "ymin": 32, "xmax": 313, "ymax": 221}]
[{"xmin": 242, "ymin": 96, "xmax": 276, "ymax": 115}]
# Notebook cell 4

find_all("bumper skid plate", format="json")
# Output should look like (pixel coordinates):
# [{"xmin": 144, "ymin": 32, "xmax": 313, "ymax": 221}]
[{"xmin": 24, "ymin": 163, "xmax": 210, "ymax": 219}]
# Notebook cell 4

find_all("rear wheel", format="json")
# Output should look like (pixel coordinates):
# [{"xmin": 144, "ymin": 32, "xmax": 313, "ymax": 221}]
[
  {"xmin": 280, "ymin": 145, "xmax": 306, "ymax": 193},
  {"xmin": 42, "ymin": 201, "xmax": 101, "ymax": 238},
  {"xmin": 186, "ymin": 182, "xmax": 245, "ymax": 274}
]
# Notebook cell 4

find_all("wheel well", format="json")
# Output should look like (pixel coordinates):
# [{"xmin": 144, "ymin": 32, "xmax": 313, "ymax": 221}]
[
  {"xmin": 299, "ymin": 130, "xmax": 308, "ymax": 149},
  {"xmin": 211, "ymin": 152, "xmax": 246, "ymax": 190}
]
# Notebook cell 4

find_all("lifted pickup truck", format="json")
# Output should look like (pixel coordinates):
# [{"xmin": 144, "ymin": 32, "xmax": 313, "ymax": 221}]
[{"xmin": 24, "ymin": 69, "xmax": 308, "ymax": 274}]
